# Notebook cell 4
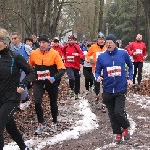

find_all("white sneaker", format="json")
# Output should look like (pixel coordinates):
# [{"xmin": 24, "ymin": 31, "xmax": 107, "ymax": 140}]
[
  {"xmin": 85, "ymin": 90, "xmax": 89, "ymax": 95},
  {"xmin": 20, "ymin": 101, "xmax": 30, "ymax": 110},
  {"xmin": 50, "ymin": 122, "xmax": 57, "ymax": 132},
  {"xmin": 89, "ymin": 87, "xmax": 93, "ymax": 92},
  {"xmin": 34, "ymin": 122, "xmax": 46, "ymax": 135}
]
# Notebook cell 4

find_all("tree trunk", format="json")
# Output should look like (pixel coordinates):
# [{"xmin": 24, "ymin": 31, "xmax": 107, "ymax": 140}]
[
  {"xmin": 31, "ymin": 0, "xmax": 37, "ymax": 35},
  {"xmin": 0, "ymin": 0, "xmax": 6, "ymax": 28},
  {"xmin": 49, "ymin": 0, "xmax": 64, "ymax": 38},
  {"xmin": 98, "ymin": 0, "xmax": 104, "ymax": 32},
  {"xmin": 141, "ymin": 0, "xmax": 150, "ymax": 60},
  {"xmin": 91, "ymin": 0, "xmax": 100, "ymax": 40},
  {"xmin": 136, "ymin": 1, "xmax": 140, "ymax": 34}
]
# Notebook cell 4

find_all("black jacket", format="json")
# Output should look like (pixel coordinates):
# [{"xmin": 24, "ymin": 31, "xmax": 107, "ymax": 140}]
[{"xmin": 0, "ymin": 48, "xmax": 35, "ymax": 105}]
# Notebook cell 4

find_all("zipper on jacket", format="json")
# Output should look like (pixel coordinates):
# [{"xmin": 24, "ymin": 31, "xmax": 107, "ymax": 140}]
[
  {"xmin": 8, "ymin": 106, "xmax": 16, "ymax": 117},
  {"xmin": 10, "ymin": 58, "xmax": 15, "ymax": 74},
  {"xmin": 112, "ymin": 54, "xmax": 115, "ymax": 93},
  {"xmin": 42, "ymin": 52, "xmax": 45, "ymax": 65}
]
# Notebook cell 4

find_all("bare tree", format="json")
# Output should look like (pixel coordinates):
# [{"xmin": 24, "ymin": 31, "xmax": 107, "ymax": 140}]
[
  {"xmin": 98, "ymin": 0, "xmax": 104, "ymax": 32},
  {"xmin": 140, "ymin": 0, "xmax": 150, "ymax": 60}
]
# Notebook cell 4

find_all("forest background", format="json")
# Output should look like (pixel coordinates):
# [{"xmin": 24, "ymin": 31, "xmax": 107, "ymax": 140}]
[{"xmin": 0, "ymin": 0, "xmax": 150, "ymax": 59}]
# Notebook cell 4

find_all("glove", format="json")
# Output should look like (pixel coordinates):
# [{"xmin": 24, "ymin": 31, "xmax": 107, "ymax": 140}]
[
  {"xmin": 49, "ymin": 77, "xmax": 55, "ymax": 83},
  {"xmin": 90, "ymin": 59, "xmax": 95, "ymax": 64}
]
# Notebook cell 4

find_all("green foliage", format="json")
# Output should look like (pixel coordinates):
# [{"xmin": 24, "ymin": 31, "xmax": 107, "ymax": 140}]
[{"xmin": 103, "ymin": 0, "xmax": 147, "ymax": 47}]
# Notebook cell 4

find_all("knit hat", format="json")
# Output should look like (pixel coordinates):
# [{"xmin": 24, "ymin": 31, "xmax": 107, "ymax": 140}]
[
  {"xmin": 38, "ymin": 34, "xmax": 50, "ymax": 43},
  {"xmin": 105, "ymin": 34, "xmax": 117, "ymax": 44},
  {"xmin": 68, "ymin": 35, "xmax": 75, "ymax": 40}
]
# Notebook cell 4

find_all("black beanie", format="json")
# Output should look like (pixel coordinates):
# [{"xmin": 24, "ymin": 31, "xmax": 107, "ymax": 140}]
[
  {"xmin": 105, "ymin": 34, "xmax": 117, "ymax": 44},
  {"xmin": 38, "ymin": 34, "xmax": 50, "ymax": 43},
  {"xmin": 53, "ymin": 39, "xmax": 59, "ymax": 43}
]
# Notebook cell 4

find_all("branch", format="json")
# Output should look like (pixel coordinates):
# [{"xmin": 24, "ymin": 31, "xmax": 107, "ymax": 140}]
[
  {"xmin": 4, "ymin": 8, "xmax": 33, "ymax": 34},
  {"xmin": 60, "ymin": 29, "xmax": 73, "ymax": 37},
  {"xmin": 108, "ymin": 0, "xmax": 129, "ymax": 30},
  {"xmin": 61, "ymin": 1, "xmax": 88, "ymax": 5}
]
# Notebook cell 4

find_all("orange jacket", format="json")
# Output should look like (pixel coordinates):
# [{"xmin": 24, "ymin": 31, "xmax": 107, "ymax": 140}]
[
  {"xmin": 86, "ymin": 43, "xmax": 107, "ymax": 73},
  {"xmin": 29, "ymin": 48, "xmax": 65, "ymax": 81}
]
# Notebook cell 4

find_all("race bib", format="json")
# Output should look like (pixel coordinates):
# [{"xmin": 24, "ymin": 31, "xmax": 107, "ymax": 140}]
[
  {"xmin": 107, "ymin": 66, "xmax": 121, "ymax": 77},
  {"xmin": 135, "ymin": 49, "xmax": 142, "ymax": 54},
  {"xmin": 67, "ymin": 56, "xmax": 75, "ymax": 62},
  {"xmin": 37, "ymin": 70, "xmax": 50, "ymax": 80}
]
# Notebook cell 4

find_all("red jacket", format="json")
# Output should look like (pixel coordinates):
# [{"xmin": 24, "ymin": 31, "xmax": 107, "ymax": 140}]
[
  {"xmin": 125, "ymin": 41, "xmax": 146, "ymax": 62},
  {"xmin": 63, "ymin": 43, "xmax": 84, "ymax": 69},
  {"xmin": 51, "ymin": 45, "xmax": 63, "ymax": 57}
]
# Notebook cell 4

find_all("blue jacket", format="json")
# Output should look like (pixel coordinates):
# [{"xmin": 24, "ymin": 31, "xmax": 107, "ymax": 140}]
[
  {"xmin": 95, "ymin": 47, "xmax": 133, "ymax": 93},
  {"xmin": 12, "ymin": 43, "xmax": 29, "ymax": 61}
]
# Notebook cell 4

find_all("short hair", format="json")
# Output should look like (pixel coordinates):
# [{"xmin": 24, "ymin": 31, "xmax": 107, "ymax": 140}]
[
  {"xmin": 31, "ymin": 34, "xmax": 37, "ymax": 38},
  {"xmin": 11, "ymin": 32, "xmax": 22, "ymax": 38},
  {"xmin": 0, "ymin": 27, "xmax": 10, "ymax": 40},
  {"xmin": 87, "ymin": 42, "xmax": 92, "ymax": 48},
  {"xmin": 0, "ymin": 27, "xmax": 11, "ymax": 48},
  {"xmin": 24, "ymin": 37, "xmax": 33, "ymax": 43}
]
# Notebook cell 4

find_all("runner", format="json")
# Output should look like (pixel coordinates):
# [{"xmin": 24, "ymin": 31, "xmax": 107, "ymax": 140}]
[
  {"xmin": 24, "ymin": 37, "xmax": 34, "ymax": 49},
  {"xmin": 51, "ymin": 37, "xmax": 64, "ymax": 88},
  {"xmin": 11, "ymin": 32, "xmax": 32, "ymax": 110},
  {"xmin": 51, "ymin": 37, "xmax": 63, "ymax": 58},
  {"xmin": 0, "ymin": 27, "xmax": 35, "ymax": 150},
  {"xmin": 29, "ymin": 34, "xmax": 65, "ymax": 134},
  {"xmin": 95, "ymin": 34, "xmax": 133, "ymax": 143},
  {"xmin": 63, "ymin": 35, "xmax": 84, "ymax": 100},
  {"xmin": 86, "ymin": 32, "xmax": 107, "ymax": 112},
  {"xmin": 83, "ymin": 43, "xmax": 93, "ymax": 95},
  {"xmin": 31, "ymin": 34, "xmax": 40, "ymax": 49},
  {"xmin": 125, "ymin": 34, "xmax": 147, "ymax": 90},
  {"xmin": 24, "ymin": 37, "xmax": 35, "ymax": 100}
]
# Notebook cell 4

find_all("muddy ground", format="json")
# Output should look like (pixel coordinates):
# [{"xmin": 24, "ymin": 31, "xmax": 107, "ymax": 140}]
[{"xmin": 4, "ymin": 73, "xmax": 150, "ymax": 150}]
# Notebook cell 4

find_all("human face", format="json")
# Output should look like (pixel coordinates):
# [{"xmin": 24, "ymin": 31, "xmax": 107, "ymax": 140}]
[
  {"xmin": 12, "ymin": 35, "xmax": 21, "ymax": 46},
  {"xmin": 136, "ymin": 34, "xmax": 142, "ymax": 41},
  {"xmin": 97, "ymin": 38, "xmax": 105, "ymax": 45},
  {"xmin": 53, "ymin": 42, "xmax": 59, "ymax": 47},
  {"xmin": 51, "ymin": 41, "xmax": 54, "ymax": 46},
  {"xmin": 32, "ymin": 35, "xmax": 37, "ymax": 43},
  {"xmin": 39, "ymin": 41, "xmax": 49, "ymax": 51},
  {"xmin": 25, "ymin": 40, "xmax": 33, "ymax": 47},
  {"xmin": 0, "ymin": 41, "xmax": 6, "ymax": 51},
  {"xmin": 105, "ymin": 40, "xmax": 116, "ymax": 51},
  {"xmin": 68, "ymin": 39, "xmax": 74, "ymax": 45}
]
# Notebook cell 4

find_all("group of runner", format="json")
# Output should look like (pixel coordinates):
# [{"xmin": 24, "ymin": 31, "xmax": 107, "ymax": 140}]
[{"xmin": 0, "ymin": 26, "xmax": 147, "ymax": 150}]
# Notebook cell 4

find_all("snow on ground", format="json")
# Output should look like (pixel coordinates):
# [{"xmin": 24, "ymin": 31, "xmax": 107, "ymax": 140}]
[
  {"xmin": 4, "ymin": 63, "xmax": 150, "ymax": 150},
  {"xmin": 95, "ymin": 62, "xmax": 150, "ymax": 150},
  {"xmin": 4, "ymin": 99, "xmax": 99, "ymax": 150}
]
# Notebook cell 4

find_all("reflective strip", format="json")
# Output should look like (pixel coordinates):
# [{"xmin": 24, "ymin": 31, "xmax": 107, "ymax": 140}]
[{"xmin": 10, "ymin": 58, "xmax": 15, "ymax": 74}]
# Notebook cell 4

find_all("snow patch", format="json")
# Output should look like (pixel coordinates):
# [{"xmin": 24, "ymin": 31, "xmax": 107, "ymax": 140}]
[{"xmin": 4, "ymin": 99, "xmax": 99, "ymax": 150}]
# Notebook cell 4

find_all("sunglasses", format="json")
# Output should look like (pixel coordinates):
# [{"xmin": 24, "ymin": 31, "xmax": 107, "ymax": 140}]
[{"xmin": 12, "ymin": 37, "xmax": 18, "ymax": 40}]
